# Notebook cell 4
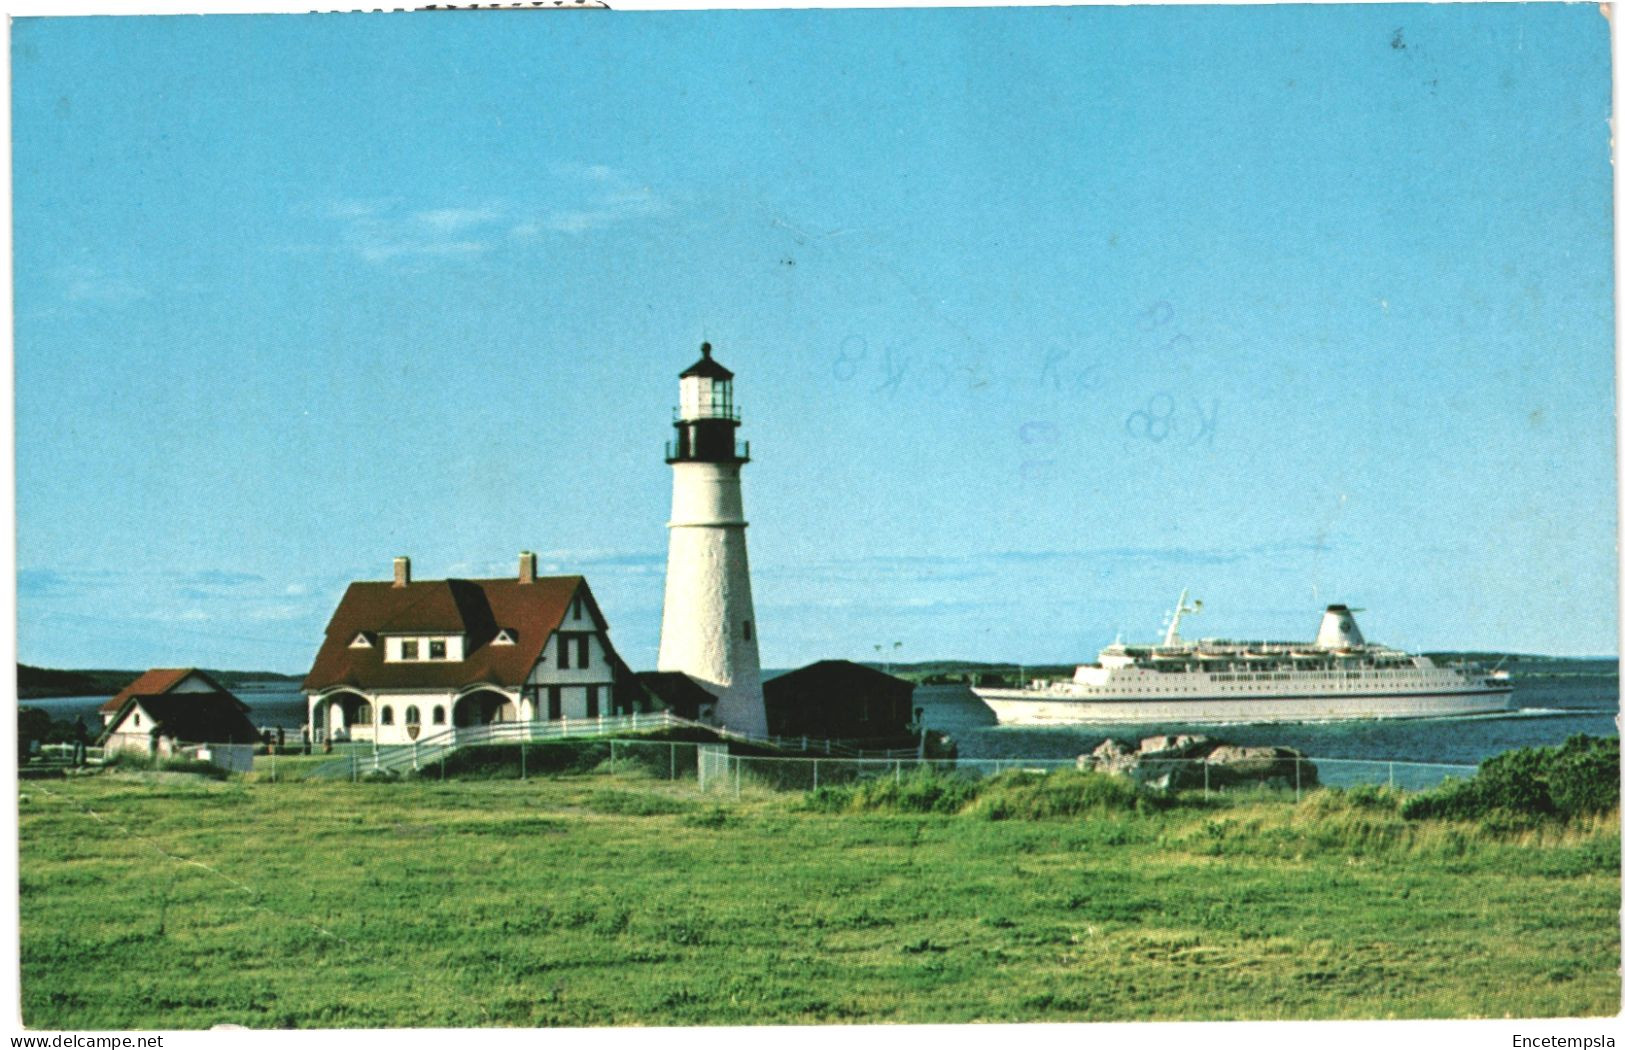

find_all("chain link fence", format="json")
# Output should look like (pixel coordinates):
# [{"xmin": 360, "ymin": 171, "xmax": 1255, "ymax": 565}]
[
  {"xmin": 285, "ymin": 733, "xmax": 1480, "ymax": 800},
  {"xmin": 693, "ymin": 748, "xmax": 1478, "ymax": 801}
]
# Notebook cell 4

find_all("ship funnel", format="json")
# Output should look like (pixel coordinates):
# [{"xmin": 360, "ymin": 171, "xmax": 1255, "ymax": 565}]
[{"xmin": 1316, "ymin": 605, "xmax": 1365, "ymax": 648}]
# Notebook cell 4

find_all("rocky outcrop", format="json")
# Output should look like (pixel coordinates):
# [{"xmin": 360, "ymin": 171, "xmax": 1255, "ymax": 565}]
[{"xmin": 1077, "ymin": 734, "xmax": 1317, "ymax": 792}]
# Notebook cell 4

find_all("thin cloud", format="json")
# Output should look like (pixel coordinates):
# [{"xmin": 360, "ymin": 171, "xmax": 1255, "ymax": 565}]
[
  {"xmin": 56, "ymin": 266, "xmax": 147, "ymax": 306},
  {"xmin": 315, "ymin": 169, "xmax": 670, "ymax": 265},
  {"xmin": 413, "ymin": 207, "xmax": 504, "ymax": 233}
]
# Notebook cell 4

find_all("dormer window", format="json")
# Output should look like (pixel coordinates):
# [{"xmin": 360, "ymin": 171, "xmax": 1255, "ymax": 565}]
[
  {"xmin": 350, "ymin": 632, "xmax": 374, "ymax": 649},
  {"xmin": 383, "ymin": 634, "xmax": 465, "ymax": 662},
  {"xmin": 493, "ymin": 629, "xmax": 516, "ymax": 646}
]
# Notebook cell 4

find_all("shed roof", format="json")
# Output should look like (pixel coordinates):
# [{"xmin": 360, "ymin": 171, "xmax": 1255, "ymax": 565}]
[
  {"xmin": 762, "ymin": 660, "xmax": 914, "ymax": 699},
  {"xmin": 99, "ymin": 668, "xmax": 228, "ymax": 715}
]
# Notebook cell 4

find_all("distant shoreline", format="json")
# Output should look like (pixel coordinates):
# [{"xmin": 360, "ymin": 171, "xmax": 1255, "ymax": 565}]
[{"xmin": 16, "ymin": 664, "xmax": 303, "ymax": 701}]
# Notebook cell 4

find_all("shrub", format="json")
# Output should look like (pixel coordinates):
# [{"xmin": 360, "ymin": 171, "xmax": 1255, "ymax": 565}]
[
  {"xmin": 1548, "ymin": 734, "xmax": 1621, "ymax": 817},
  {"xmin": 424, "ymin": 741, "xmax": 612, "ymax": 779},
  {"xmin": 1400, "ymin": 735, "xmax": 1619, "ymax": 822},
  {"xmin": 1299, "ymin": 783, "xmax": 1403, "ymax": 818},
  {"xmin": 158, "ymin": 757, "xmax": 229, "ymax": 781},
  {"xmin": 584, "ymin": 790, "xmax": 692, "ymax": 816},
  {"xmin": 101, "ymin": 750, "xmax": 156, "ymax": 771},
  {"xmin": 680, "ymin": 806, "xmax": 730, "ymax": 828},
  {"xmin": 17, "ymin": 708, "xmax": 51, "ymax": 761},
  {"xmin": 966, "ymin": 769, "xmax": 1155, "ymax": 821},
  {"xmin": 802, "ymin": 770, "xmax": 981, "ymax": 815}
]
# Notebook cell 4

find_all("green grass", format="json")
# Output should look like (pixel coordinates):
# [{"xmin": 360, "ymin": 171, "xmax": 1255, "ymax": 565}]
[{"xmin": 17, "ymin": 767, "xmax": 1619, "ymax": 1028}]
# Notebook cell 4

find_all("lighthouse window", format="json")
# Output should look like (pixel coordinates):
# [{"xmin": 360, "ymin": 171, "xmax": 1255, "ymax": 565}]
[{"xmin": 743, "ymin": 620, "xmax": 753, "ymax": 641}]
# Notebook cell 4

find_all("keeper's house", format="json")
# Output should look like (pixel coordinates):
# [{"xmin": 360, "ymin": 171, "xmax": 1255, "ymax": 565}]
[{"xmin": 303, "ymin": 553, "xmax": 647, "ymax": 745}]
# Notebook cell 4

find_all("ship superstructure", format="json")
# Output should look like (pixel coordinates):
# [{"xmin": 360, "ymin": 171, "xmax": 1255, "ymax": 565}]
[{"xmin": 973, "ymin": 594, "xmax": 1513, "ymax": 725}]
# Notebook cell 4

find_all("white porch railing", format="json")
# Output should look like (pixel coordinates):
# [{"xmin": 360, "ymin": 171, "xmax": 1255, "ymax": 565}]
[{"xmin": 305, "ymin": 710, "xmax": 919, "ymax": 780}]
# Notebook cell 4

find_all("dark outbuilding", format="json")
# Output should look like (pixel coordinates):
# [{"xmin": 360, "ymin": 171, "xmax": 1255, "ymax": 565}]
[{"xmin": 763, "ymin": 660, "xmax": 915, "ymax": 742}]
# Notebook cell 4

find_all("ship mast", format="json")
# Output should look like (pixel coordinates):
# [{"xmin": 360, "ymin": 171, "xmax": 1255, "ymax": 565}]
[{"xmin": 1162, "ymin": 589, "xmax": 1202, "ymax": 646}]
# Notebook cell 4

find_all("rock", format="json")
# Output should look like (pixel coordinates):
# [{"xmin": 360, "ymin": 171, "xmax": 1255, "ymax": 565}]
[
  {"xmin": 1076, "ymin": 737, "xmax": 1318, "ymax": 792},
  {"xmin": 1205, "ymin": 745, "xmax": 1317, "ymax": 789},
  {"xmin": 1079, "ymin": 737, "xmax": 1139, "ymax": 773},
  {"xmin": 1137, "ymin": 733, "xmax": 1214, "ymax": 759}
]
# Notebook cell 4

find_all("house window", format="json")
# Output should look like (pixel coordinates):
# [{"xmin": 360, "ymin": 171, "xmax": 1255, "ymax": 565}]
[
  {"xmin": 577, "ymin": 636, "xmax": 590, "ymax": 668},
  {"xmin": 572, "ymin": 594, "xmax": 584, "ymax": 620},
  {"xmin": 547, "ymin": 686, "xmax": 562, "ymax": 720},
  {"xmin": 401, "ymin": 640, "xmax": 419, "ymax": 661},
  {"xmin": 405, "ymin": 705, "xmax": 421, "ymax": 726},
  {"xmin": 557, "ymin": 635, "xmax": 571, "ymax": 670},
  {"xmin": 356, "ymin": 703, "xmax": 373, "ymax": 724},
  {"xmin": 432, "ymin": 706, "xmax": 445, "ymax": 725},
  {"xmin": 133, "ymin": 713, "xmax": 141, "ymax": 727},
  {"xmin": 381, "ymin": 705, "xmax": 395, "ymax": 726},
  {"xmin": 429, "ymin": 639, "xmax": 447, "ymax": 660},
  {"xmin": 586, "ymin": 686, "xmax": 600, "ymax": 718}
]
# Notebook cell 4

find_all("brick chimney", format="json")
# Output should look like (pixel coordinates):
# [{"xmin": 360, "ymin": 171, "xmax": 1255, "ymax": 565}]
[
  {"xmin": 518, "ymin": 550, "xmax": 537, "ymax": 585},
  {"xmin": 393, "ymin": 556, "xmax": 411, "ymax": 588}
]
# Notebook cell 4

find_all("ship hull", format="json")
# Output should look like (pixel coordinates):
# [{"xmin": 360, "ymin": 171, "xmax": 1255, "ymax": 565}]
[{"xmin": 973, "ymin": 687, "xmax": 1515, "ymax": 726}]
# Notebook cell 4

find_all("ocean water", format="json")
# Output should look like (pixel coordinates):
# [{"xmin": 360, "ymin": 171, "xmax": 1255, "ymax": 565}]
[{"xmin": 25, "ymin": 674, "xmax": 1618, "ymax": 767}]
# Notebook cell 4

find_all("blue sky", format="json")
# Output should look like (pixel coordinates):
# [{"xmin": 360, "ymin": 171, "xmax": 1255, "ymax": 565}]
[{"xmin": 12, "ymin": 4, "xmax": 1617, "ymax": 673}]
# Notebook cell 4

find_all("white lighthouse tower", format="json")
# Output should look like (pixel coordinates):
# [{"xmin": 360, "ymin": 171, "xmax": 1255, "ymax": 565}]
[{"xmin": 656, "ymin": 343, "xmax": 768, "ymax": 736}]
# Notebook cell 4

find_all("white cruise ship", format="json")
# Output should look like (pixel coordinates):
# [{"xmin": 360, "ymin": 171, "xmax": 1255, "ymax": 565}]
[{"xmin": 972, "ymin": 593, "xmax": 1514, "ymax": 725}]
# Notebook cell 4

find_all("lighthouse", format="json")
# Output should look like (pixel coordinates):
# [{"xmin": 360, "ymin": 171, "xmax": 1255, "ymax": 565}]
[{"xmin": 656, "ymin": 343, "xmax": 768, "ymax": 736}]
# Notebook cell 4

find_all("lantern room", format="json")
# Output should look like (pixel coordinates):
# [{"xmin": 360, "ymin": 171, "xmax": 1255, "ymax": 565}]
[
  {"xmin": 677, "ymin": 342, "xmax": 737, "ymax": 421},
  {"xmin": 668, "ymin": 342, "xmax": 749, "ymax": 464}
]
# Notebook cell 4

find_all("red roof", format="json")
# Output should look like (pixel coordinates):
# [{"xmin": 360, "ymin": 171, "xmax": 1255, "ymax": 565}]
[
  {"xmin": 302, "ymin": 575, "xmax": 596, "ymax": 692},
  {"xmin": 99, "ymin": 668, "xmax": 226, "ymax": 715}
]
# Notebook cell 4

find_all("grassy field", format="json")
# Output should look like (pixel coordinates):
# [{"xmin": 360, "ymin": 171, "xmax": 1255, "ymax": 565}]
[{"xmin": 17, "ymin": 762, "xmax": 1620, "ymax": 1028}]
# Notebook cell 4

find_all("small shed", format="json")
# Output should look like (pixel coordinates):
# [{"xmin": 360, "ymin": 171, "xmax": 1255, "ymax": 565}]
[
  {"xmin": 635, "ymin": 671, "xmax": 718, "ymax": 723},
  {"xmin": 98, "ymin": 668, "xmax": 228, "ymax": 727},
  {"xmin": 763, "ymin": 660, "xmax": 916, "ymax": 742},
  {"xmin": 99, "ymin": 674, "xmax": 260, "ymax": 759}
]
